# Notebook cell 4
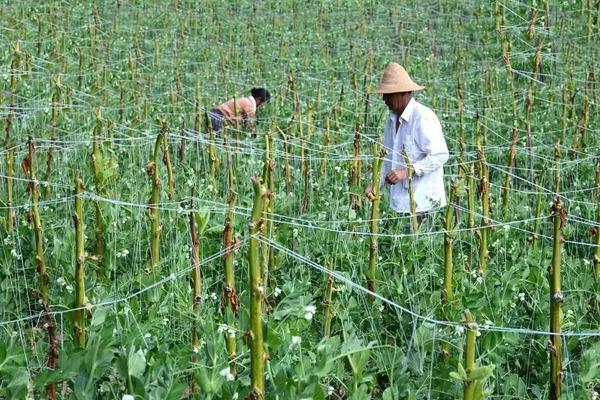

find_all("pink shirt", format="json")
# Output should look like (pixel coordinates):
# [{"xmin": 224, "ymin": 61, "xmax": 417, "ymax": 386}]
[{"xmin": 216, "ymin": 96, "xmax": 256, "ymax": 120}]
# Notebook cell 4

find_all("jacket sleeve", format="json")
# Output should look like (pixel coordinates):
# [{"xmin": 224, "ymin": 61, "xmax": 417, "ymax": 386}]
[{"xmin": 412, "ymin": 112, "xmax": 449, "ymax": 176}]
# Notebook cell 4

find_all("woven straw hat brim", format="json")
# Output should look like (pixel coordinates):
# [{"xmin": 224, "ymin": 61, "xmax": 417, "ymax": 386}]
[{"xmin": 375, "ymin": 82, "xmax": 425, "ymax": 94}]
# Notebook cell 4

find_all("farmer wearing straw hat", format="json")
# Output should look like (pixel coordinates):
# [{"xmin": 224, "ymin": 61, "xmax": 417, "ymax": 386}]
[{"xmin": 367, "ymin": 62, "xmax": 449, "ymax": 219}]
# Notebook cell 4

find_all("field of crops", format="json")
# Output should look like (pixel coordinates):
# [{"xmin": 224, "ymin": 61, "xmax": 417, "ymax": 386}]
[{"xmin": 1, "ymin": 1, "xmax": 599, "ymax": 399}]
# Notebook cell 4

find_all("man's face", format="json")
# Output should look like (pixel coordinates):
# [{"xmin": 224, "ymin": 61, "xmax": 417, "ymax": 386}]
[{"xmin": 382, "ymin": 92, "xmax": 411, "ymax": 113}]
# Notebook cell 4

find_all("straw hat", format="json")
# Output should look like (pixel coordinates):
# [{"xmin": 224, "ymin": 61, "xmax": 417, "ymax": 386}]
[{"xmin": 376, "ymin": 62, "xmax": 424, "ymax": 94}]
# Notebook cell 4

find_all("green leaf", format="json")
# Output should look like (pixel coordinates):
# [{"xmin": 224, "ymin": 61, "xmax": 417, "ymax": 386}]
[
  {"xmin": 457, "ymin": 362, "xmax": 468, "ymax": 380},
  {"xmin": 468, "ymin": 364, "xmax": 495, "ymax": 381},
  {"xmin": 449, "ymin": 371, "xmax": 464, "ymax": 381},
  {"xmin": 128, "ymin": 348, "xmax": 147, "ymax": 378},
  {"xmin": 91, "ymin": 307, "xmax": 107, "ymax": 327},
  {"xmin": 0, "ymin": 341, "xmax": 6, "ymax": 365}
]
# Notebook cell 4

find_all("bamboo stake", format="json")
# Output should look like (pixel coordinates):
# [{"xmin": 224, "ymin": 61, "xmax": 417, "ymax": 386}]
[
  {"xmin": 147, "ymin": 130, "xmax": 164, "ymax": 275},
  {"xmin": 322, "ymin": 260, "xmax": 335, "ymax": 338},
  {"xmin": 160, "ymin": 121, "xmax": 175, "ymax": 200},
  {"xmin": 73, "ymin": 177, "xmax": 86, "ymax": 348},
  {"xmin": 549, "ymin": 143, "xmax": 564, "ymax": 400},
  {"xmin": 43, "ymin": 76, "xmax": 61, "ymax": 198},
  {"xmin": 190, "ymin": 202, "xmax": 202, "ymax": 353},
  {"xmin": 350, "ymin": 121, "xmax": 362, "ymax": 210},
  {"xmin": 442, "ymin": 180, "xmax": 458, "ymax": 305},
  {"xmin": 367, "ymin": 147, "xmax": 386, "ymax": 294},
  {"xmin": 91, "ymin": 110, "xmax": 106, "ymax": 276},
  {"xmin": 5, "ymin": 43, "xmax": 20, "ymax": 232},
  {"xmin": 502, "ymin": 127, "xmax": 518, "ymax": 217},
  {"xmin": 23, "ymin": 138, "xmax": 58, "ymax": 400},
  {"xmin": 401, "ymin": 147, "xmax": 419, "ymax": 234},
  {"xmin": 248, "ymin": 177, "xmax": 268, "ymax": 399},
  {"xmin": 319, "ymin": 116, "xmax": 330, "ymax": 179},
  {"xmin": 477, "ymin": 145, "xmax": 490, "ymax": 275},
  {"xmin": 594, "ymin": 158, "xmax": 600, "ymax": 280}
]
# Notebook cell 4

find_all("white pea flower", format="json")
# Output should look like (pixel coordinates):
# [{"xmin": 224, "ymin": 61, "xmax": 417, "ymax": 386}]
[
  {"xmin": 453, "ymin": 325, "xmax": 465, "ymax": 336},
  {"xmin": 217, "ymin": 324, "xmax": 228, "ymax": 334},
  {"xmin": 219, "ymin": 367, "xmax": 235, "ymax": 382},
  {"xmin": 65, "ymin": 285, "xmax": 74, "ymax": 294},
  {"xmin": 10, "ymin": 248, "xmax": 22, "ymax": 260},
  {"xmin": 305, "ymin": 305, "xmax": 316, "ymax": 314},
  {"xmin": 327, "ymin": 385, "xmax": 335, "ymax": 396},
  {"xmin": 56, "ymin": 277, "xmax": 66, "ymax": 287},
  {"xmin": 291, "ymin": 336, "xmax": 302, "ymax": 346},
  {"xmin": 3, "ymin": 235, "xmax": 12, "ymax": 245},
  {"xmin": 122, "ymin": 395, "xmax": 134, "ymax": 400},
  {"xmin": 273, "ymin": 287, "xmax": 282, "ymax": 297},
  {"xmin": 209, "ymin": 292, "xmax": 217, "ymax": 300}
]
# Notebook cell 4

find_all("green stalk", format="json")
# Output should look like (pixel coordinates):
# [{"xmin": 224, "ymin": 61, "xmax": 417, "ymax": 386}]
[
  {"xmin": 401, "ymin": 147, "xmax": 418, "ymax": 234},
  {"xmin": 367, "ymin": 147, "xmax": 386, "ymax": 294},
  {"xmin": 249, "ymin": 177, "xmax": 268, "ymax": 399},
  {"xmin": 463, "ymin": 310, "xmax": 477, "ymax": 400},
  {"xmin": 322, "ymin": 260, "xmax": 335, "ymax": 338},
  {"xmin": 147, "ymin": 130, "xmax": 164, "ymax": 275},
  {"xmin": 23, "ymin": 138, "xmax": 58, "ymax": 400},
  {"xmin": 74, "ymin": 178, "xmax": 86, "ymax": 348},
  {"xmin": 549, "ymin": 144, "xmax": 564, "ymax": 400},
  {"xmin": 443, "ymin": 180, "xmax": 458, "ymax": 305}
]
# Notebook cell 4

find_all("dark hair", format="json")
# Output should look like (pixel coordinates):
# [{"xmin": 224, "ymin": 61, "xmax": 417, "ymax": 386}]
[{"xmin": 250, "ymin": 87, "xmax": 271, "ymax": 103}]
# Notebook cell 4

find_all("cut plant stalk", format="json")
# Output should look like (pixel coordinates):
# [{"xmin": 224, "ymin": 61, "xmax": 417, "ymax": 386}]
[
  {"xmin": 248, "ymin": 177, "xmax": 268, "ymax": 399},
  {"xmin": 73, "ymin": 177, "xmax": 86, "ymax": 348},
  {"xmin": 549, "ymin": 143, "xmax": 564, "ymax": 400},
  {"xmin": 401, "ymin": 147, "xmax": 419, "ymax": 234},
  {"xmin": 319, "ymin": 116, "xmax": 330, "ymax": 179},
  {"xmin": 367, "ymin": 147, "xmax": 386, "ymax": 295},
  {"xmin": 23, "ymin": 138, "xmax": 58, "ymax": 400}
]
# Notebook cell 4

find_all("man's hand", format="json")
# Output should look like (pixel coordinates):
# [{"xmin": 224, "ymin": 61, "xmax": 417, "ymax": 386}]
[{"xmin": 384, "ymin": 168, "xmax": 407, "ymax": 185}]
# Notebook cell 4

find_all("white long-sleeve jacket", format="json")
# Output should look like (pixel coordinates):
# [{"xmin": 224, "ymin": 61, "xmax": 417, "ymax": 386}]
[{"xmin": 380, "ymin": 97, "xmax": 449, "ymax": 213}]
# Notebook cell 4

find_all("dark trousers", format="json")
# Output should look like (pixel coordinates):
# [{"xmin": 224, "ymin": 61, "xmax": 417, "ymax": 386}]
[{"xmin": 207, "ymin": 108, "xmax": 225, "ymax": 133}]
